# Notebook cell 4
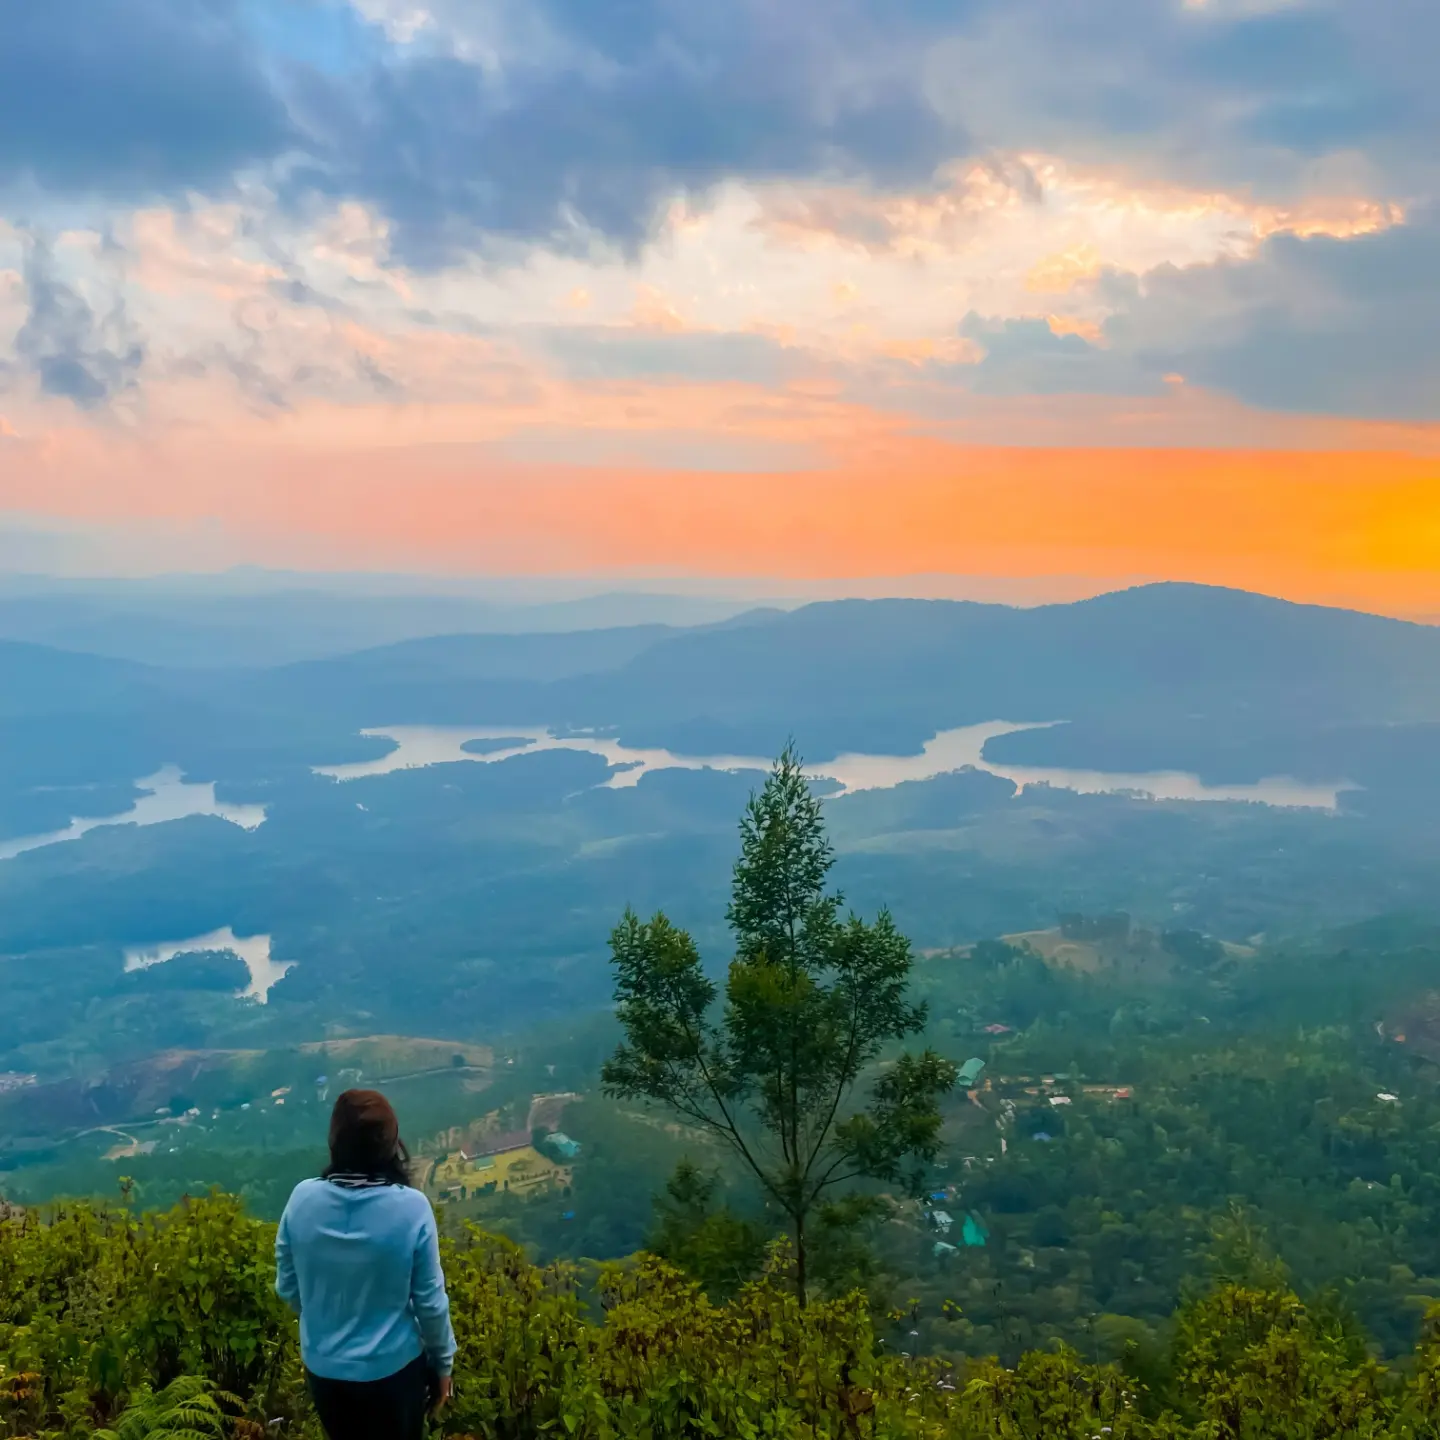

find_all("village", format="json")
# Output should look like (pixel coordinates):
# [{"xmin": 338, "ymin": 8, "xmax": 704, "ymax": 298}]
[
  {"xmin": 915, "ymin": 1050, "xmax": 1138, "ymax": 1260},
  {"xmin": 422, "ymin": 1092, "xmax": 583, "ymax": 1207}
]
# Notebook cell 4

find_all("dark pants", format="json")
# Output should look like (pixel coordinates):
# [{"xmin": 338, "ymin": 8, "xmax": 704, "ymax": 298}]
[{"xmin": 307, "ymin": 1354, "xmax": 433, "ymax": 1440}]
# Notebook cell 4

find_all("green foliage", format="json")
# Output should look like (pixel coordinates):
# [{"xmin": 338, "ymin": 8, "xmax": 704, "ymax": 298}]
[
  {"xmin": 645, "ymin": 1161, "xmax": 769, "ymax": 1301},
  {"xmin": 93, "ymin": 1377, "xmax": 237, "ymax": 1440},
  {"xmin": 603, "ymin": 747, "xmax": 958, "ymax": 1302},
  {"xmin": 15, "ymin": 1191, "xmax": 1440, "ymax": 1438},
  {"xmin": 0, "ymin": 1193, "xmax": 295, "ymax": 1437}
]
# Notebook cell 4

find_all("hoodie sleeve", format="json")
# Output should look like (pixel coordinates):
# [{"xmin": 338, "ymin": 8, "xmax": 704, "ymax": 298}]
[
  {"xmin": 411, "ymin": 1206, "xmax": 458, "ymax": 1376},
  {"xmin": 275, "ymin": 1202, "xmax": 301, "ymax": 1313}
]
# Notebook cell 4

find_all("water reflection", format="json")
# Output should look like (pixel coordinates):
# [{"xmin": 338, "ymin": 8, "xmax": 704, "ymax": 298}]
[
  {"xmin": 315, "ymin": 722, "xmax": 1349, "ymax": 809},
  {"xmin": 0, "ymin": 767, "xmax": 268, "ymax": 862},
  {"xmin": 123, "ymin": 926, "xmax": 293, "ymax": 1003}
]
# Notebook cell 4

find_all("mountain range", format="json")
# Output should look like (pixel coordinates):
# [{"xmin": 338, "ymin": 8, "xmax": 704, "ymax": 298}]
[{"xmin": 6, "ymin": 581, "xmax": 1438, "ymax": 792}]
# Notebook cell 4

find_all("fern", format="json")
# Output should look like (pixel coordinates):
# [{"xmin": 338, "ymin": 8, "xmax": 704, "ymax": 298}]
[{"xmin": 95, "ymin": 1374, "xmax": 238, "ymax": 1440}]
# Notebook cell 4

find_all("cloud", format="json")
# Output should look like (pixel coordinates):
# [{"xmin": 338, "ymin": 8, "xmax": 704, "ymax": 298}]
[
  {"xmin": 0, "ymin": 0, "xmax": 292, "ymax": 196},
  {"xmin": 929, "ymin": 209, "xmax": 1440, "ymax": 421},
  {"xmin": 1101, "ymin": 212, "xmax": 1440, "ymax": 421},
  {"xmin": 922, "ymin": 0, "xmax": 1437, "ymax": 200},
  {"xmin": 285, "ymin": 0, "xmax": 957, "ymax": 263},
  {"xmin": 957, "ymin": 313, "xmax": 1152, "ymax": 397},
  {"xmin": 0, "ymin": 0, "xmax": 1431, "ymax": 435},
  {"xmin": 539, "ymin": 327, "xmax": 800, "ymax": 387},
  {"xmin": 1, "ymin": 0, "xmax": 1430, "ymax": 268},
  {"xmin": 14, "ymin": 236, "xmax": 145, "ymax": 408}
]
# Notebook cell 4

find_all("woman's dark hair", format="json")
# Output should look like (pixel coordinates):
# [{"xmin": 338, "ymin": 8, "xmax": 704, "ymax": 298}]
[{"xmin": 322, "ymin": 1088, "xmax": 412, "ymax": 1186}]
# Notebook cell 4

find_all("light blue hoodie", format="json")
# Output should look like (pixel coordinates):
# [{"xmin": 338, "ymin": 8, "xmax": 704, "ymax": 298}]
[{"xmin": 275, "ymin": 1178, "xmax": 457, "ymax": 1383}]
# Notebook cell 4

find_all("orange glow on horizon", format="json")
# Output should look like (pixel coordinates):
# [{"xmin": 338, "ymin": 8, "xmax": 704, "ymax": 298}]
[{"xmin": 3, "ymin": 422, "xmax": 1436, "ymax": 617}]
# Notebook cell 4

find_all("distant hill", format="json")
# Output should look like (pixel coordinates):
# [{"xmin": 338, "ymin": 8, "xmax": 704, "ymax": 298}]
[
  {"xmin": 0, "ymin": 639, "xmax": 162, "ymax": 720},
  {"xmin": 4, "ymin": 581, "xmax": 1439, "ymax": 791},
  {"xmin": 0, "ymin": 576, "xmax": 773, "ymax": 667},
  {"xmin": 271, "ymin": 624, "xmax": 680, "ymax": 691},
  {"xmin": 517, "ymin": 583, "xmax": 1440, "ymax": 760}
]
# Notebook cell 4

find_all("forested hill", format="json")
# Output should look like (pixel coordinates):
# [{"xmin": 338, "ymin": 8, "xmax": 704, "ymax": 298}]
[
  {"xmin": 8, "ymin": 1191, "xmax": 1440, "ymax": 1439},
  {"xmin": 7, "ymin": 581, "xmax": 1440, "ymax": 772}
]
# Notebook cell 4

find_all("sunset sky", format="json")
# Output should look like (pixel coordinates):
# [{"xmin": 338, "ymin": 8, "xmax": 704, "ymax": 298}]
[{"xmin": 1, "ymin": 0, "xmax": 1436, "ymax": 612}]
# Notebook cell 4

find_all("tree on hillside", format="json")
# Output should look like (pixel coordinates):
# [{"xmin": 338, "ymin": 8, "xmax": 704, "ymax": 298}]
[
  {"xmin": 646, "ymin": 1160, "xmax": 769, "ymax": 1301},
  {"xmin": 602, "ymin": 745, "xmax": 957, "ymax": 1304}
]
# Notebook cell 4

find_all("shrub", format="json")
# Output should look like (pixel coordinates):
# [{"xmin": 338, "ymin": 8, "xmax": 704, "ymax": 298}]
[{"xmin": 7, "ymin": 1192, "xmax": 1440, "ymax": 1438}]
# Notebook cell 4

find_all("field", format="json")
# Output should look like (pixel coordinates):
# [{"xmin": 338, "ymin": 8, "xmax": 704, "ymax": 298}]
[{"xmin": 428, "ymin": 1143, "xmax": 570, "ymax": 1200}]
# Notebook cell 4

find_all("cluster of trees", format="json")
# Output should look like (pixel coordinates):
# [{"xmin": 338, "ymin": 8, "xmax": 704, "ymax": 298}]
[{"xmin": 13, "ymin": 1189, "xmax": 1440, "ymax": 1438}]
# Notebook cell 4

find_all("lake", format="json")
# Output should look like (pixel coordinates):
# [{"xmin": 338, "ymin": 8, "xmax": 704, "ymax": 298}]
[
  {"xmin": 0, "ymin": 723, "xmax": 1349, "ymax": 872},
  {"xmin": 0, "ymin": 767, "xmax": 268, "ymax": 862},
  {"xmin": 123, "ymin": 927, "xmax": 293, "ymax": 1003},
  {"xmin": 315, "ymin": 722, "xmax": 1350, "ymax": 809}
]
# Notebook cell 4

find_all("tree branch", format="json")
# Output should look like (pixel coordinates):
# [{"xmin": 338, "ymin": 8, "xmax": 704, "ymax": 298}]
[{"xmin": 801, "ymin": 973, "xmax": 863, "ymax": 1184}]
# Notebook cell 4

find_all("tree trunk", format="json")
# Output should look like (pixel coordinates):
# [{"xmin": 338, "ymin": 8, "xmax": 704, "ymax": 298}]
[{"xmin": 795, "ymin": 1211, "xmax": 808, "ymax": 1307}]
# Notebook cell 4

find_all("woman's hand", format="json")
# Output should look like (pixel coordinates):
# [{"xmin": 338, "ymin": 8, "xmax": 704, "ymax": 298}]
[{"xmin": 434, "ymin": 1374, "xmax": 453, "ymax": 1412}]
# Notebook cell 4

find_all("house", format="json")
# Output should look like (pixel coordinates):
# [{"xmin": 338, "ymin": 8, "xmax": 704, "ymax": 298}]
[
  {"xmin": 933, "ymin": 1241, "xmax": 958, "ymax": 1257},
  {"xmin": 957, "ymin": 1057, "xmax": 986, "ymax": 1088},
  {"xmin": 545, "ymin": 1132, "xmax": 582, "ymax": 1159},
  {"xmin": 961, "ymin": 1214, "xmax": 989, "ymax": 1247},
  {"xmin": 473, "ymin": 1129, "xmax": 531, "ymax": 1158},
  {"xmin": 927, "ymin": 1209, "xmax": 954, "ymax": 1232}
]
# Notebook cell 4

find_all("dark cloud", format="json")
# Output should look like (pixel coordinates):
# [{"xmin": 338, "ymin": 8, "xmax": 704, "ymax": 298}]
[
  {"xmin": 15, "ymin": 238, "xmax": 145, "ymax": 408},
  {"xmin": 1121, "ymin": 215, "xmax": 1440, "ymax": 422},
  {"xmin": 0, "ymin": 0, "xmax": 292, "ymax": 195},
  {"xmin": 285, "ymin": 0, "xmax": 1432, "ymax": 262},
  {"xmin": 0, "ymin": 0, "xmax": 1431, "ymax": 292},
  {"xmin": 955, "ymin": 214, "xmax": 1440, "ymax": 422},
  {"xmin": 286, "ymin": 0, "xmax": 956, "ymax": 263},
  {"xmin": 956, "ymin": 314, "xmax": 1156, "ymax": 398},
  {"xmin": 920, "ymin": 0, "xmax": 1437, "ymax": 201}
]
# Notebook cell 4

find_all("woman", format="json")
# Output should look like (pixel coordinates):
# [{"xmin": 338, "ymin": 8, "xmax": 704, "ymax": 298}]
[{"xmin": 276, "ymin": 1089, "xmax": 457, "ymax": 1439}]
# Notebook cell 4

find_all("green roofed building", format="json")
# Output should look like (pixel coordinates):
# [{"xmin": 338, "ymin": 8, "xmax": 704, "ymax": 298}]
[
  {"xmin": 958, "ymin": 1057, "xmax": 986, "ymax": 1088},
  {"xmin": 962, "ymin": 1213, "xmax": 990, "ymax": 1247}
]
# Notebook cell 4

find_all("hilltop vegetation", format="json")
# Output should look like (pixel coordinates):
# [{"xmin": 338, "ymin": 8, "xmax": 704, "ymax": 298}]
[{"xmin": 11, "ymin": 1190, "xmax": 1440, "ymax": 1438}]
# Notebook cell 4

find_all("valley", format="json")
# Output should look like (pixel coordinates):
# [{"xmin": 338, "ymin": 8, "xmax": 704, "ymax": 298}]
[{"xmin": 3, "ymin": 580, "xmax": 1440, "ymax": 1363}]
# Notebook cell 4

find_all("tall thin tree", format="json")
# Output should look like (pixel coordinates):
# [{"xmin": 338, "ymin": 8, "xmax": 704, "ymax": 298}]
[{"xmin": 602, "ymin": 744, "xmax": 957, "ymax": 1303}]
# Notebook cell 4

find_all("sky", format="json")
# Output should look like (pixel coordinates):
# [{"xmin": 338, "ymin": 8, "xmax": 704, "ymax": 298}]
[{"xmin": 0, "ymin": 0, "xmax": 1436, "ymax": 614}]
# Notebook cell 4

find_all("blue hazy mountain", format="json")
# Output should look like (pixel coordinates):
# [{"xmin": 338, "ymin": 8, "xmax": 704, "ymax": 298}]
[
  {"xmin": 5, "ymin": 582, "xmax": 1440, "ymax": 780},
  {"xmin": 0, "ymin": 572, "xmax": 772, "ymax": 667}
]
